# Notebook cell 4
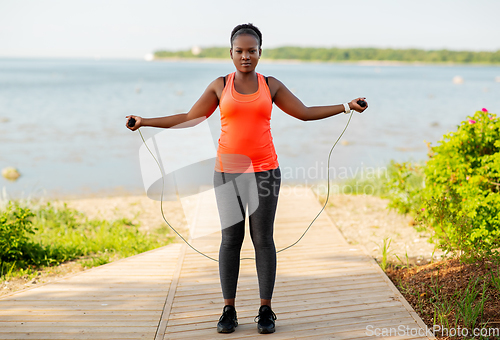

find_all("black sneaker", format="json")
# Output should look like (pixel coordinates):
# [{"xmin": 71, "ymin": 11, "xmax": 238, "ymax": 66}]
[
  {"xmin": 254, "ymin": 305, "xmax": 277, "ymax": 334},
  {"xmin": 217, "ymin": 305, "xmax": 238, "ymax": 333}
]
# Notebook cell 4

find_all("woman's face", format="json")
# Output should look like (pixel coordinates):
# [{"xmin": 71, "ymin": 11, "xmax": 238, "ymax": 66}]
[{"xmin": 230, "ymin": 34, "xmax": 261, "ymax": 73}]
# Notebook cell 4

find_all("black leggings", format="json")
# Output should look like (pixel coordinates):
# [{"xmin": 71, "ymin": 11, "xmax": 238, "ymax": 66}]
[{"xmin": 213, "ymin": 167, "xmax": 281, "ymax": 300}]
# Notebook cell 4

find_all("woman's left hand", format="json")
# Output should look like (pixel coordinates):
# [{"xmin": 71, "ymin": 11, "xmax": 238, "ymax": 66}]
[{"xmin": 350, "ymin": 97, "xmax": 368, "ymax": 113}]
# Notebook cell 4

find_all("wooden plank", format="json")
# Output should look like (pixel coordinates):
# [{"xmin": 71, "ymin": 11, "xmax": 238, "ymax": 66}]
[
  {"xmin": 0, "ymin": 315, "xmax": 160, "ymax": 322},
  {"xmin": 0, "ymin": 311, "xmax": 160, "ymax": 317},
  {"xmin": 6, "ymin": 293, "xmax": 171, "ymax": 301},
  {"xmin": 164, "ymin": 316, "xmax": 417, "ymax": 338},
  {"xmin": 168, "ymin": 295, "xmax": 401, "ymax": 318},
  {"xmin": 0, "ymin": 326, "xmax": 156, "ymax": 332},
  {"xmin": 167, "ymin": 300, "xmax": 405, "ymax": 323},
  {"xmin": 175, "ymin": 265, "xmax": 379, "ymax": 283},
  {"xmin": 172, "ymin": 279, "xmax": 390, "ymax": 302},
  {"xmin": 0, "ymin": 331, "xmax": 155, "ymax": 340},
  {"xmin": 164, "ymin": 305, "xmax": 409, "ymax": 331},
  {"xmin": 0, "ymin": 300, "xmax": 166, "ymax": 307},
  {"xmin": 173, "ymin": 273, "xmax": 384, "ymax": 295},
  {"xmin": 170, "ymin": 286, "xmax": 395, "ymax": 308},
  {"xmin": 166, "ymin": 303, "xmax": 408, "ymax": 326},
  {"xmin": 179, "ymin": 262, "xmax": 372, "ymax": 272},
  {"xmin": 154, "ymin": 244, "xmax": 187, "ymax": 340},
  {"xmin": 164, "ymin": 310, "xmax": 413, "ymax": 334}
]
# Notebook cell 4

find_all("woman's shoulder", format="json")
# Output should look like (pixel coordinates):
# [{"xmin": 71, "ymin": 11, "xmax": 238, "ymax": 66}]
[
  {"xmin": 212, "ymin": 73, "xmax": 234, "ymax": 100},
  {"xmin": 211, "ymin": 73, "xmax": 234, "ymax": 85},
  {"xmin": 262, "ymin": 75, "xmax": 282, "ymax": 101},
  {"xmin": 257, "ymin": 72, "xmax": 270, "ymax": 79},
  {"xmin": 265, "ymin": 76, "xmax": 284, "ymax": 88},
  {"xmin": 216, "ymin": 72, "xmax": 235, "ymax": 85},
  {"xmin": 258, "ymin": 74, "xmax": 279, "ymax": 83}
]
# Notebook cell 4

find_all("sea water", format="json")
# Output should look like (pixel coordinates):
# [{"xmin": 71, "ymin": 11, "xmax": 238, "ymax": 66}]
[{"xmin": 0, "ymin": 58, "xmax": 499, "ymax": 199}]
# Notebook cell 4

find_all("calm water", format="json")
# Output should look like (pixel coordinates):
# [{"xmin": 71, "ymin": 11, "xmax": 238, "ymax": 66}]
[{"xmin": 1, "ymin": 58, "xmax": 499, "ymax": 199}]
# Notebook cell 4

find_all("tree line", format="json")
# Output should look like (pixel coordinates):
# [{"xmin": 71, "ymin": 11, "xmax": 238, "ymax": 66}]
[{"xmin": 154, "ymin": 46, "xmax": 500, "ymax": 64}]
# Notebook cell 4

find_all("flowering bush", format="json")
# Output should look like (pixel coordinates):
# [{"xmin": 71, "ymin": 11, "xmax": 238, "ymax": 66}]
[{"xmin": 418, "ymin": 109, "xmax": 500, "ymax": 260}]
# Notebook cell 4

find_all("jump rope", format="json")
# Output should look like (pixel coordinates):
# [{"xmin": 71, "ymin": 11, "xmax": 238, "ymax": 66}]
[{"xmin": 128, "ymin": 99, "xmax": 367, "ymax": 262}]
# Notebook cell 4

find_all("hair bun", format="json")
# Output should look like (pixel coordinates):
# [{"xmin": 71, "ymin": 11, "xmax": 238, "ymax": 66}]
[{"xmin": 230, "ymin": 23, "xmax": 262, "ymax": 48}]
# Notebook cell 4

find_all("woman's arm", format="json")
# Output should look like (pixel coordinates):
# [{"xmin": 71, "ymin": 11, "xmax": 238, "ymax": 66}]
[
  {"xmin": 269, "ymin": 77, "xmax": 368, "ymax": 121},
  {"xmin": 125, "ymin": 77, "xmax": 222, "ymax": 131}
]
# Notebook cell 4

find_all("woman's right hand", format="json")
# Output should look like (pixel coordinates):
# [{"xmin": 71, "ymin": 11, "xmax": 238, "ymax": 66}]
[
  {"xmin": 125, "ymin": 115, "xmax": 142, "ymax": 131},
  {"xmin": 349, "ymin": 97, "xmax": 368, "ymax": 113}
]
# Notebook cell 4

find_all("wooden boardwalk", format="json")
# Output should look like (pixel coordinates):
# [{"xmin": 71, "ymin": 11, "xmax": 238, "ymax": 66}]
[{"xmin": 0, "ymin": 187, "xmax": 435, "ymax": 340}]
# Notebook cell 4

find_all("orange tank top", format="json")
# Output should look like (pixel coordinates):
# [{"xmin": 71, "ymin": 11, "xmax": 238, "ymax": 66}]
[{"xmin": 215, "ymin": 72, "xmax": 279, "ymax": 173}]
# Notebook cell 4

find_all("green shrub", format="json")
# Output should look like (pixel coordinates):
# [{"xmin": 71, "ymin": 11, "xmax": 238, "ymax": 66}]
[
  {"xmin": 1, "ymin": 200, "xmax": 175, "ymax": 278},
  {"xmin": 0, "ymin": 203, "xmax": 36, "ymax": 264},
  {"xmin": 418, "ymin": 109, "xmax": 500, "ymax": 260},
  {"xmin": 382, "ymin": 159, "xmax": 426, "ymax": 215}
]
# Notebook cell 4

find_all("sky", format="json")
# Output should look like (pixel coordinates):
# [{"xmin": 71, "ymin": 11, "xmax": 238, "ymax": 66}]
[{"xmin": 0, "ymin": 0, "xmax": 499, "ymax": 59}]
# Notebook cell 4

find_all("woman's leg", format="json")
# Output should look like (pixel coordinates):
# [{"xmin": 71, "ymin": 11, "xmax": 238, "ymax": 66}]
[
  {"xmin": 248, "ymin": 167, "xmax": 281, "ymax": 305},
  {"xmin": 213, "ymin": 171, "xmax": 247, "ymax": 305}
]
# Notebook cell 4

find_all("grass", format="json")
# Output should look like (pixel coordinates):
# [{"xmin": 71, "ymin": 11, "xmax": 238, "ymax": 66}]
[
  {"xmin": 387, "ymin": 257, "xmax": 500, "ymax": 339},
  {"xmin": 0, "ymin": 199, "xmax": 175, "ymax": 282},
  {"xmin": 376, "ymin": 237, "xmax": 392, "ymax": 271},
  {"xmin": 491, "ymin": 267, "xmax": 500, "ymax": 291},
  {"xmin": 395, "ymin": 250, "xmax": 411, "ymax": 270}
]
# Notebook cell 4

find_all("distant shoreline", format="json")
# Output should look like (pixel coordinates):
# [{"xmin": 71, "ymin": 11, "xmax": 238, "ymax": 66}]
[
  {"xmin": 1, "ymin": 56, "xmax": 498, "ymax": 67},
  {"xmin": 152, "ymin": 57, "xmax": 500, "ymax": 67}
]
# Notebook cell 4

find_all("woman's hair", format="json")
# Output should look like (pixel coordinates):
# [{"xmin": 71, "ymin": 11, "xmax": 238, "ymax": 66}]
[{"xmin": 230, "ymin": 23, "xmax": 262, "ymax": 49}]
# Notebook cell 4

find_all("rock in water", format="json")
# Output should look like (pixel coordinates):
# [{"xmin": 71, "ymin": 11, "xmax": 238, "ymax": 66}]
[
  {"xmin": 1, "ymin": 167, "xmax": 21, "ymax": 181},
  {"xmin": 453, "ymin": 75, "xmax": 464, "ymax": 84}
]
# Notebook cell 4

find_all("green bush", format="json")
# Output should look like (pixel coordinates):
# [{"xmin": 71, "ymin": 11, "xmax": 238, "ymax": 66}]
[
  {"xmin": 418, "ymin": 109, "xmax": 500, "ymax": 260},
  {"xmin": 382, "ymin": 160, "xmax": 426, "ymax": 215},
  {"xmin": 0, "ymin": 201, "xmax": 175, "ymax": 278},
  {"xmin": 0, "ymin": 203, "xmax": 36, "ymax": 264}
]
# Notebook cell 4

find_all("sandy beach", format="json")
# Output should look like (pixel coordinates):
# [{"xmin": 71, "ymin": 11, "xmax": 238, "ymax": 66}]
[
  {"xmin": 319, "ymin": 193, "xmax": 445, "ymax": 265},
  {"xmin": 62, "ymin": 195, "xmax": 188, "ymax": 234}
]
